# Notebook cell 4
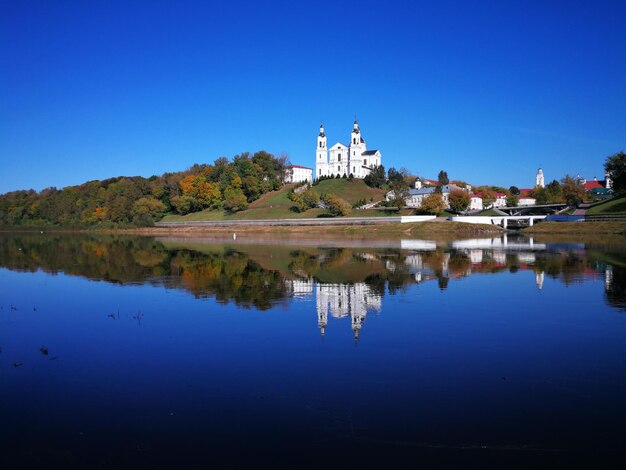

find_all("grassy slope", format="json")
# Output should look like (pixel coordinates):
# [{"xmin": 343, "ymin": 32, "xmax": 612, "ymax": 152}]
[
  {"xmin": 161, "ymin": 179, "xmax": 389, "ymax": 222},
  {"xmin": 586, "ymin": 194, "xmax": 626, "ymax": 215},
  {"xmin": 312, "ymin": 178, "xmax": 387, "ymax": 205}
]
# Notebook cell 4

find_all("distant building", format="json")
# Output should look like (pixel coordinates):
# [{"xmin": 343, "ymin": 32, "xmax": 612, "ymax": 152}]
[
  {"xmin": 387, "ymin": 184, "xmax": 463, "ymax": 209},
  {"xmin": 315, "ymin": 121, "xmax": 382, "ymax": 179},
  {"xmin": 284, "ymin": 165, "xmax": 313, "ymax": 184},
  {"xmin": 469, "ymin": 195, "xmax": 483, "ymax": 211},
  {"xmin": 536, "ymin": 168, "xmax": 545, "ymax": 188}
]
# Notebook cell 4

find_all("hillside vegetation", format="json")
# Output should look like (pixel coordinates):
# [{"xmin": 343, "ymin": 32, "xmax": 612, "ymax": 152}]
[
  {"xmin": 162, "ymin": 178, "xmax": 391, "ymax": 222},
  {"xmin": 586, "ymin": 194, "xmax": 626, "ymax": 215}
]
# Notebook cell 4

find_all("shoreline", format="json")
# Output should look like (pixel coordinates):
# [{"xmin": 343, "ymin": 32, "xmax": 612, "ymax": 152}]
[{"xmin": 3, "ymin": 220, "xmax": 626, "ymax": 238}]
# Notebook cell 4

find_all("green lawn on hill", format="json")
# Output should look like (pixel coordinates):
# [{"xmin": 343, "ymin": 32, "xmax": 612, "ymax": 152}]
[
  {"xmin": 586, "ymin": 194, "xmax": 626, "ymax": 215},
  {"xmin": 160, "ymin": 178, "xmax": 389, "ymax": 222}
]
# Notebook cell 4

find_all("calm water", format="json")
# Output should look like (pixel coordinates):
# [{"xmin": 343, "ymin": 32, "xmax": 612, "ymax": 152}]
[{"xmin": 1, "ymin": 233, "xmax": 626, "ymax": 467}]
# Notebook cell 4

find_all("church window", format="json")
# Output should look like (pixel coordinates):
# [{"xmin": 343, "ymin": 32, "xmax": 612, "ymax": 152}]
[
  {"xmin": 353, "ymin": 151, "xmax": 355, "ymax": 155},
  {"xmin": 364, "ymin": 159, "xmax": 367, "ymax": 166},
  {"xmin": 338, "ymin": 154, "xmax": 341, "ymax": 161},
  {"xmin": 338, "ymin": 165, "xmax": 341, "ymax": 171},
  {"xmin": 353, "ymin": 138, "xmax": 356, "ymax": 144},
  {"xmin": 319, "ymin": 142, "xmax": 322, "ymax": 148},
  {"xmin": 319, "ymin": 169, "xmax": 321, "ymax": 175},
  {"xmin": 353, "ymin": 166, "xmax": 355, "ymax": 173}
]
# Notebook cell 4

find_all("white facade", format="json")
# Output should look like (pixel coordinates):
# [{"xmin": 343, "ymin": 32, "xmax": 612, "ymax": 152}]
[
  {"xmin": 315, "ymin": 121, "xmax": 382, "ymax": 179},
  {"xmin": 536, "ymin": 168, "xmax": 545, "ymax": 188},
  {"xmin": 284, "ymin": 165, "xmax": 313, "ymax": 184},
  {"xmin": 469, "ymin": 196, "xmax": 483, "ymax": 211},
  {"xmin": 518, "ymin": 196, "xmax": 536, "ymax": 206}
]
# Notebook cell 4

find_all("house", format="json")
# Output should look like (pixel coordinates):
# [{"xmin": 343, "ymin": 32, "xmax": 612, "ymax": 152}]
[
  {"xmin": 518, "ymin": 189, "xmax": 537, "ymax": 206},
  {"xmin": 469, "ymin": 194, "xmax": 483, "ymax": 211},
  {"xmin": 387, "ymin": 185, "xmax": 463, "ymax": 209},
  {"xmin": 284, "ymin": 165, "xmax": 313, "ymax": 184},
  {"xmin": 315, "ymin": 121, "xmax": 382, "ymax": 179}
]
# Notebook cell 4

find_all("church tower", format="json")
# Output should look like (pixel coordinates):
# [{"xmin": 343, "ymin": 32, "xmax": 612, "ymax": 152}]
[
  {"xmin": 536, "ymin": 168, "xmax": 545, "ymax": 188},
  {"xmin": 316, "ymin": 124, "xmax": 328, "ymax": 178}
]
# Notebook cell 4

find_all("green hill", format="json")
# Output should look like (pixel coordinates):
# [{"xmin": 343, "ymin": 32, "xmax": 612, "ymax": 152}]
[
  {"xmin": 161, "ymin": 179, "xmax": 389, "ymax": 222},
  {"xmin": 586, "ymin": 194, "xmax": 626, "ymax": 215},
  {"xmin": 311, "ymin": 178, "xmax": 387, "ymax": 205}
]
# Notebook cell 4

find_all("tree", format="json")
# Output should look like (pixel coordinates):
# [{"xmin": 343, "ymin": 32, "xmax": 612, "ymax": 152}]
[
  {"xmin": 605, "ymin": 151, "xmax": 626, "ymax": 193},
  {"xmin": 418, "ymin": 192, "xmax": 447, "ymax": 215},
  {"xmin": 506, "ymin": 194, "xmax": 519, "ymax": 207},
  {"xmin": 364, "ymin": 165, "xmax": 386, "ymax": 188},
  {"xmin": 387, "ymin": 167, "xmax": 410, "ymax": 210},
  {"xmin": 223, "ymin": 186, "xmax": 248, "ymax": 212},
  {"xmin": 288, "ymin": 187, "xmax": 319, "ymax": 212},
  {"xmin": 438, "ymin": 170, "xmax": 449, "ymax": 185},
  {"xmin": 480, "ymin": 189, "xmax": 496, "ymax": 209},
  {"xmin": 448, "ymin": 189, "xmax": 470, "ymax": 212},
  {"xmin": 561, "ymin": 175, "xmax": 586, "ymax": 206},
  {"xmin": 131, "ymin": 197, "xmax": 166, "ymax": 222},
  {"xmin": 322, "ymin": 194, "xmax": 351, "ymax": 216},
  {"xmin": 509, "ymin": 186, "xmax": 520, "ymax": 196}
]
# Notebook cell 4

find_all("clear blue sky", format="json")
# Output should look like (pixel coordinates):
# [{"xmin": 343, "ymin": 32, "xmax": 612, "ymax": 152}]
[{"xmin": 1, "ymin": 0, "xmax": 625, "ymax": 193}]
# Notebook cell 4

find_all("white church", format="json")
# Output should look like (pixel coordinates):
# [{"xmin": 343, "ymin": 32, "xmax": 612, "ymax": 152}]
[{"xmin": 315, "ymin": 121, "xmax": 382, "ymax": 179}]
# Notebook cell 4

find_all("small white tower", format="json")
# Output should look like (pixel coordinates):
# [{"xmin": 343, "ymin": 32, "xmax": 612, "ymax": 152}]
[
  {"xmin": 536, "ymin": 168, "xmax": 545, "ymax": 188},
  {"xmin": 316, "ymin": 124, "xmax": 328, "ymax": 179},
  {"xmin": 605, "ymin": 171, "xmax": 612, "ymax": 189}
]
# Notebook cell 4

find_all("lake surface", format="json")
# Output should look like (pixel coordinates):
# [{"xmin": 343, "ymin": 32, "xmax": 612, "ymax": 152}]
[{"xmin": 1, "ymin": 233, "xmax": 626, "ymax": 467}]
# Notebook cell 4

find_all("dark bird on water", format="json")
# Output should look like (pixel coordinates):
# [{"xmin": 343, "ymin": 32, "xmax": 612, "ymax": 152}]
[{"xmin": 40, "ymin": 347, "xmax": 49, "ymax": 355}]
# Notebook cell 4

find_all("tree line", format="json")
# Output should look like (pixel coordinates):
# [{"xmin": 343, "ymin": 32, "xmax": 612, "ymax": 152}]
[{"xmin": 0, "ymin": 151, "xmax": 286, "ymax": 226}]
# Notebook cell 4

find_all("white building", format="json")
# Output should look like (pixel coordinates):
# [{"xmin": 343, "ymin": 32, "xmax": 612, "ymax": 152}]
[
  {"xmin": 469, "ymin": 195, "xmax": 483, "ymax": 211},
  {"xmin": 315, "ymin": 121, "xmax": 382, "ymax": 179},
  {"xmin": 315, "ymin": 282, "xmax": 382, "ymax": 338},
  {"xmin": 536, "ymin": 168, "xmax": 545, "ymax": 188},
  {"xmin": 284, "ymin": 165, "xmax": 313, "ymax": 184},
  {"xmin": 387, "ymin": 184, "xmax": 463, "ymax": 209}
]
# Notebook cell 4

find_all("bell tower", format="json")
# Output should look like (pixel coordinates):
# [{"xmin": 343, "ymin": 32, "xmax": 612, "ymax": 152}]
[
  {"xmin": 536, "ymin": 167, "xmax": 545, "ymax": 188},
  {"xmin": 316, "ymin": 123, "xmax": 328, "ymax": 179}
]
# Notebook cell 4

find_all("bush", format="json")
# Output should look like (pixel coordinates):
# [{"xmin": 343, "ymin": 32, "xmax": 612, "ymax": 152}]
[
  {"xmin": 322, "ymin": 193, "xmax": 351, "ymax": 216},
  {"xmin": 417, "ymin": 193, "xmax": 447, "ymax": 215}
]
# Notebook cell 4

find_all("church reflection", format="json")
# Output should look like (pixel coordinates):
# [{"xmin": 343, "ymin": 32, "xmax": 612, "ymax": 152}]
[{"xmin": 0, "ymin": 233, "xmax": 624, "ymax": 336}]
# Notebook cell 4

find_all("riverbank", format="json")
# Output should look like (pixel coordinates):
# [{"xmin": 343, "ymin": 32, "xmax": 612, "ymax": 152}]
[{"xmin": 117, "ymin": 220, "xmax": 506, "ymax": 239}]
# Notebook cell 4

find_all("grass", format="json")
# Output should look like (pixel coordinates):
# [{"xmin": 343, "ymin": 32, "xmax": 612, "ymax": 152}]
[
  {"xmin": 586, "ymin": 194, "xmax": 626, "ymax": 215},
  {"xmin": 312, "ymin": 178, "xmax": 387, "ymax": 205},
  {"xmin": 161, "ymin": 179, "xmax": 389, "ymax": 222}
]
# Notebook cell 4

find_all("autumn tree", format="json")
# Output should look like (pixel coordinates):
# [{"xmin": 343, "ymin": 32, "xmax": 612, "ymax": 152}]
[
  {"xmin": 480, "ymin": 189, "xmax": 496, "ymax": 209},
  {"xmin": 322, "ymin": 193, "xmax": 351, "ymax": 216},
  {"xmin": 448, "ymin": 189, "xmax": 470, "ymax": 212},
  {"xmin": 561, "ymin": 175, "xmax": 586, "ymax": 206},
  {"xmin": 418, "ymin": 192, "xmax": 447, "ymax": 215}
]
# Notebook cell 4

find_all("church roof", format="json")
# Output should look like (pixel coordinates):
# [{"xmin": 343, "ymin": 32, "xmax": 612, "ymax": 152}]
[
  {"xmin": 360, "ymin": 137, "xmax": 365, "ymax": 143},
  {"xmin": 362, "ymin": 150, "xmax": 379, "ymax": 156}
]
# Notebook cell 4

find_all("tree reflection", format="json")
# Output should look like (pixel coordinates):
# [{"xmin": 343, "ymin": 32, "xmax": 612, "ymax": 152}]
[{"xmin": 0, "ymin": 234, "xmax": 623, "ymax": 312}]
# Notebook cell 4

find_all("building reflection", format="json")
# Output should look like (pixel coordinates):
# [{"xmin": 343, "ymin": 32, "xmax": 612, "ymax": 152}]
[{"xmin": 285, "ymin": 279, "xmax": 382, "ymax": 339}]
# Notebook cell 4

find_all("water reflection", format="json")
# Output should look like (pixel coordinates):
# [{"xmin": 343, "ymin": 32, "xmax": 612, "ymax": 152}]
[{"xmin": 0, "ymin": 233, "xmax": 625, "ymax": 317}]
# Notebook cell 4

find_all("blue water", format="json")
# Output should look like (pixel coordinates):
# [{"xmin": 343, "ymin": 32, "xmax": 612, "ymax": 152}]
[{"xmin": 1, "ymin": 234, "xmax": 625, "ymax": 467}]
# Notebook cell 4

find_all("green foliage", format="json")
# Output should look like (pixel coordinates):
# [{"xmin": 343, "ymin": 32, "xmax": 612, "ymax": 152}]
[
  {"xmin": 288, "ymin": 186, "xmax": 320, "ymax": 212},
  {"xmin": 364, "ymin": 165, "xmax": 386, "ymax": 188},
  {"xmin": 438, "ymin": 170, "xmax": 449, "ymax": 185},
  {"xmin": 132, "ymin": 197, "xmax": 166, "ymax": 222},
  {"xmin": 506, "ymin": 194, "xmax": 519, "ymax": 207},
  {"xmin": 223, "ymin": 186, "xmax": 249, "ymax": 212},
  {"xmin": 509, "ymin": 186, "xmax": 520, "ymax": 196},
  {"xmin": 561, "ymin": 175, "xmax": 587, "ymax": 206},
  {"xmin": 0, "ymin": 151, "xmax": 286, "ymax": 226},
  {"xmin": 448, "ymin": 189, "xmax": 471, "ymax": 212},
  {"xmin": 322, "ymin": 193, "xmax": 352, "ymax": 216},
  {"xmin": 480, "ymin": 189, "xmax": 496, "ymax": 208},
  {"xmin": 387, "ymin": 168, "xmax": 410, "ymax": 210},
  {"xmin": 605, "ymin": 151, "xmax": 626, "ymax": 193}
]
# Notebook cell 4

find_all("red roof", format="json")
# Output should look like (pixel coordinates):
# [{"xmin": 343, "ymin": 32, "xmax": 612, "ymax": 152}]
[
  {"xmin": 584, "ymin": 180, "xmax": 603, "ymax": 190},
  {"xmin": 287, "ymin": 165, "xmax": 312, "ymax": 170},
  {"xmin": 519, "ymin": 188, "xmax": 533, "ymax": 195}
]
